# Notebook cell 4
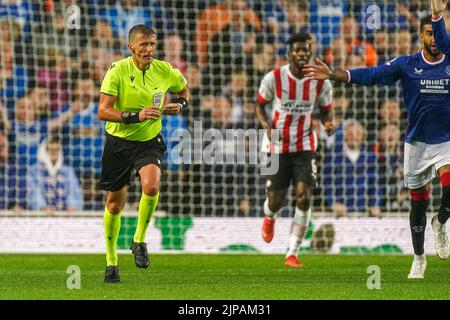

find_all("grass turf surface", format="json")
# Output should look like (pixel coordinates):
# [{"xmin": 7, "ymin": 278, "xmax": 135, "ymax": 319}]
[{"xmin": 0, "ymin": 254, "xmax": 448, "ymax": 300}]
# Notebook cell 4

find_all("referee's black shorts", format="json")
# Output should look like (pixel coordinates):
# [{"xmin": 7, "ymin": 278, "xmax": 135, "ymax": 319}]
[{"xmin": 99, "ymin": 132, "xmax": 167, "ymax": 192}]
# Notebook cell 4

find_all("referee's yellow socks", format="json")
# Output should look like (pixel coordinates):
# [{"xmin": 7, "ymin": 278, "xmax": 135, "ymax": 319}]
[
  {"xmin": 104, "ymin": 206, "xmax": 122, "ymax": 266},
  {"xmin": 134, "ymin": 192, "xmax": 159, "ymax": 243}
]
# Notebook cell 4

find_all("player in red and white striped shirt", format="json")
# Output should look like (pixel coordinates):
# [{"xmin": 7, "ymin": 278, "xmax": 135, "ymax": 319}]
[{"xmin": 256, "ymin": 33, "xmax": 335, "ymax": 267}]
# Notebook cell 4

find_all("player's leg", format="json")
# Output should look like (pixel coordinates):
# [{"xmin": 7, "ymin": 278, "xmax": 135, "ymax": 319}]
[
  {"xmin": 262, "ymin": 154, "xmax": 290, "ymax": 243},
  {"xmin": 134, "ymin": 164, "xmax": 161, "ymax": 243},
  {"xmin": 99, "ymin": 133, "xmax": 135, "ymax": 283},
  {"xmin": 432, "ymin": 164, "xmax": 450, "ymax": 259},
  {"xmin": 285, "ymin": 181, "xmax": 313, "ymax": 268},
  {"xmin": 284, "ymin": 151, "xmax": 316, "ymax": 267},
  {"xmin": 130, "ymin": 135, "xmax": 166, "ymax": 268},
  {"xmin": 262, "ymin": 188, "xmax": 288, "ymax": 243},
  {"xmin": 131, "ymin": 163, "xmax": 161, "ymax": 265},
  {"xmin": 404, "ymin": 141, "xmax": 432, "ymax": 279},
  {"xmin": 408, "ymin": 184, "xmax": 430, "ymax": 279},
  {"xmin": 104, "ymin": 187, "xmax": 128, "ymax": 283}
]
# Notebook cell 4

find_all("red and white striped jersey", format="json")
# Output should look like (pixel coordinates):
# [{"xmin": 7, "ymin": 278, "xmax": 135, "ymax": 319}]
[{"xmin": 257, "ymin": 65, "xmax": 333, "ymax": 154}]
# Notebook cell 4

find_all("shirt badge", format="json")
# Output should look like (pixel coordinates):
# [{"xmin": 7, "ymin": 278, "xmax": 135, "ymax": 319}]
[{"xmin": 153, "ymin": 92, "xmax": 163, "ymax": 106}]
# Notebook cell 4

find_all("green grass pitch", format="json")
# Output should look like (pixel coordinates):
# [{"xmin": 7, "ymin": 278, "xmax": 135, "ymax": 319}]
[{"xmin": 0, "ymin": 254, "xmax": 448, "ymax": 300}]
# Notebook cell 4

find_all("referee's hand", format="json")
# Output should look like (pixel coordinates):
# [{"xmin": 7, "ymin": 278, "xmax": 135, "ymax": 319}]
[
  {"xmin": 139, "ymin": 106, "xmax": 161, "ymax": 121},
  {"xmin": 162, "ymin": 103, "xmax": 182, "ymax": 115}
]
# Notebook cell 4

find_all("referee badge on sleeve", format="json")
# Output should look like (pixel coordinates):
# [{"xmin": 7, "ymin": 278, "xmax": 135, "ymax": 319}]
[{"xmin": 153, "ymin": 93, "xmax": 163, "ymax": 106}]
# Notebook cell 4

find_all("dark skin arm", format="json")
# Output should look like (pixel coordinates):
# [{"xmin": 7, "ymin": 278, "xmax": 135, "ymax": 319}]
[
  {"xmin": 320, "ymin": 108, "xmax": 335, "ymax": 136},
  {"xmin": 256, "ymin": 101, "xmax": 277, "ymax": 141},
  {"xmin": 303, "ymin": 57, "xmax": 349, "ymax": 82}
]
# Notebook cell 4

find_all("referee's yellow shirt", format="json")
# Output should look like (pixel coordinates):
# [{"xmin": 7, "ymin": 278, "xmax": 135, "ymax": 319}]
[{"xmin": 100, "ymin": 56, "xmax": 187, "ymax": 141}]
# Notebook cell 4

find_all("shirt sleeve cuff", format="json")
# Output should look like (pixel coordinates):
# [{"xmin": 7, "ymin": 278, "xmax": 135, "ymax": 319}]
[
  {"xmin": 257, "ymin": 93, "xmax": 269, "ymax": 105},
  {"xmin": 320, "ymin": 104, "xmax": 332, "ymax": 111},
  {"xmin": 345, "ymin": 70, "xmax": 351, "ymax": 83},
  {"xmin": 100, "ymin": 90, "xmax": 118, "ymax": 96},
  {"xmin": 432, "ymin": 15, "xmax": 443, "ymax": 22}
]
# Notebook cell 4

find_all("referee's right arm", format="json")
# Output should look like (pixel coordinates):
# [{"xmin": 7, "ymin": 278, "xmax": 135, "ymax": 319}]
[
  {"xmin": 98, "ymin": 93, "xmax": 122, "ymax": 122},
  {"xmin": 98, "ymin": 93, "xmax": 161, "ymax": 123}
]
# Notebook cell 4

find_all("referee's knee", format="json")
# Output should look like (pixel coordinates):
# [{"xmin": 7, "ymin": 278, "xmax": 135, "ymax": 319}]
[
  {"xmin": 106, "ymin": 201, "xmax": 124, "ymax": 214},
  {"xmin": 142, "ymin": 186, "xmax": 159, "ymax": 197}
]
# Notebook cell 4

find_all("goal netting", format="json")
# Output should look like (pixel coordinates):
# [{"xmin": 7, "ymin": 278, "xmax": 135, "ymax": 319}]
[{"xmin": 0, "ymin": 0, "xmax": 446, "ymax": 255}]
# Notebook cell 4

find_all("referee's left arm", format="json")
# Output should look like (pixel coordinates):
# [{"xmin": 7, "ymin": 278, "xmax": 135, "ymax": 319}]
[{"xmin": 162, "ymin": 85, "xmax": 191, "ymax": 115}]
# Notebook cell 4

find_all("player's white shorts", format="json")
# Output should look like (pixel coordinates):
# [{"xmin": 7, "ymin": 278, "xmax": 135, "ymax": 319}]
[{"xmin": 404, "ymin": 140, "xmax": 450, "ymax": 189}]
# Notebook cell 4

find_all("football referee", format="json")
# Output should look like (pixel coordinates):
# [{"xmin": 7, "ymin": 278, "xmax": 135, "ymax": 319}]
[{"xmin": 98, "ymin": 25, "xmax": 190, "ymax": 283}]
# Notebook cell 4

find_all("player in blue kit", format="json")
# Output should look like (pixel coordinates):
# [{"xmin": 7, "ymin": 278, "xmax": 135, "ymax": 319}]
[{"xmin": 303, "ymin": 14, "xmax": 450, "ymax": 279}]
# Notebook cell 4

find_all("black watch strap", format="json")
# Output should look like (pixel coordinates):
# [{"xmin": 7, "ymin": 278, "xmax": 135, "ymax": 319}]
[
  {"xmin": 176, "ymin": 97, "xmax": 188, "ymax": 109},
  {"xmin": 121, "ymin": 112, "xmax": 140, "ymax": 124}
]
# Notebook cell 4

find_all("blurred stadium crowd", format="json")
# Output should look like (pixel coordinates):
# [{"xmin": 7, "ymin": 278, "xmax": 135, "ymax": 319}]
[{"xmin": 0, "ymin": 0, "xmax": 443, "ymax": 216}]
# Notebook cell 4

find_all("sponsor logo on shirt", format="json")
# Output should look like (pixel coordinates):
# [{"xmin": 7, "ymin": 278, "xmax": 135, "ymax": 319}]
[
  {"xmin": 280, "ymin": 101, "xmax": 313, "ymax": 114},
  {"xmin": 419, "ymin": 79, "xmax": 450, "ymax": 94}
]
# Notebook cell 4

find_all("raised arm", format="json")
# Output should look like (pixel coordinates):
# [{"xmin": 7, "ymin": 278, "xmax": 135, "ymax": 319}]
[
  {"xmin": 431, "ymin": 0, "xmax": 450, "ymax": 54},
  {"xmin": 303, "ymin": 58, "xmax": 349, "ymax": 82},
  {"xmin": 303, "ymin": 57, "xmax": 402, "ymax": 86}
]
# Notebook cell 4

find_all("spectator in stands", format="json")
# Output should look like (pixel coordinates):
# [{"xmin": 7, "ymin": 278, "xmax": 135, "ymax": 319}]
[
  {"xmin": 210, "ymin": 96, "xmax": 234, "ymax": 130},
  {"xmin": 397, "ymin": 1, "xmax": 420, "ymax": 34},
  {"xmin": 184, "ymin": 63, "xmax": 212, "ymax": 129},
  {"xmin": 205, "ymin": 2, "xmax": 257, "ymax": 94},
  {"xmin": 0, "ymin": 19, "xmax": 27, "ymax": 65},
  {"xmin": 247, "ymin": 41, "xmax": 276, "ymax": 98},
  {"xmin": 320, "ymin": 94, "xmax": 350, "ymax": 149},
  {"xmin": 185, "ymin": 63, "xmax": 202, "ymax": 106},
  {"xmin": 161, "ymin": 0, "xmax": 204, "ymax": 57},
  {"xmin": 31, "ymin": 3, "xmax": 88, "ymax": 59},
  {"xmin": 0, "ymin": 40, "xmax": 27, "ymax": 118},
  {"xmin": 357, "ymin": 1, "xmax": 411, "ymax": 36},
  {"xmin": 60, "ymin": 78, "xmax": 104, "ymax": 178},
  {"xmin": 99, "ymin": 0, "xmax": 173, "ymax": 54},
  {"xmin": 28, "ymin": 86, "xmax": 51, "ymax": 119},
  {"xmin": 195, "ymin": 0, "xmax": 262, "ymax": 66},
  {"xmin": 309, "ymin": 0, "xmax": 347, "ymax": 53},
  {"xmin": 11, "ymin": 92, "xmax": 81, "ymax": 167},
  {"xmin": 379, "ymin": 98, "xmax": 402, "ymax": 127},
  {"xmin": 37, "ymin": 47, "xmax": 69, "ymax": 111},
  {"xmin": 162, "ymin": 33, "xmax": 187, "ymax": 74},
  {"xmin": 79, "ymin": 39, "xmax": 114, "ymax": 87},
  {"xmin": 373, "ymin": 123, "xmax": 408, "ymax": 211},
  {"xmin": 0, "ymin": 102, "xmax": 8, "ymax": 132},
  {"xmin": 262, "ymin": 0, "xmax": 310, "ymax": 59},
  {"xmin": 390, "ymin": 28, "xmax": 414, "ymax": 56},
  {"xmin": 201, "ymin": 95, "xmax": 251, "ymax": 217},
  {"xmin": 345, "ymin": 45, "xmax": 368, "ymax": 69},
  {"xmin": 0, "ymin": 129, "xmax": 27, "ymax": 211},
  {"xmin": 90, "ymin": 19, "xmax": 119, "ymax": 53},
  {"xmin": 374, "ymin": 28, "xmax": 395, "ymax": 65},
  {"xmin": 0, "ymin": 0, "xmax": 34, "ymax": 42},
  {"xmin": 27, "ymin": 137, "xmax": 83, "ymax": 213},
  {"xmin": 221, "ymin": 70, "xmax": 251, "ymax": 126},
  {"xmin": 325, "ymin": 14, "xmax": 378, "ymax": 69},
  {"xmin": 323, "ymin": 120, "xmax": 381, "ymax": 217}
]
